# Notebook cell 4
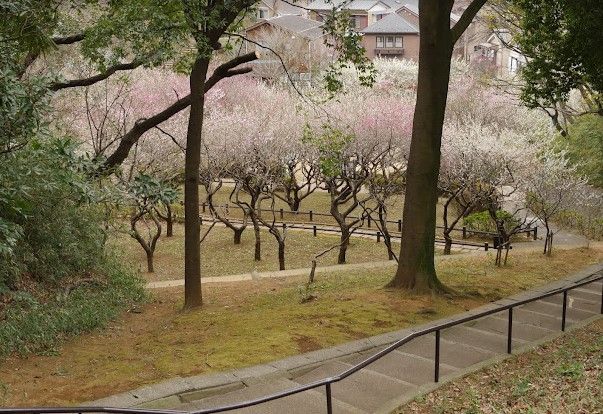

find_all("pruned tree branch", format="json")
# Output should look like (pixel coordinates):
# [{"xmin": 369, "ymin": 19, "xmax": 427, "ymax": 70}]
[
  {"xmin": 52, "ymin": 33, "xmax": 86, "ymax": 45},
  {"xmin": 101, "ymin": 51, "xmax": 259, "ymax": 171},
  {"xmin": 50, "ymin": 61, "xmax": 143, "ymax": 91},
  {"xmin": 451, "ymin": 0, "xmax": 488, "ymax": 44}
]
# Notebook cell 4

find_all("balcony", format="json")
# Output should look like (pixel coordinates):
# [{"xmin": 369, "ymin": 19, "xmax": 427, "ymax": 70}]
[{"xmin": 374, "ymin": 48, "xmax": 404, "ymax": 56}]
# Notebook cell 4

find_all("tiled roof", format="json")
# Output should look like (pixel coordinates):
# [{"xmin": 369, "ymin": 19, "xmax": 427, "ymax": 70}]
[{"xmin": 360, "ymin": 12, "xmax": 418, "ymax": 34}]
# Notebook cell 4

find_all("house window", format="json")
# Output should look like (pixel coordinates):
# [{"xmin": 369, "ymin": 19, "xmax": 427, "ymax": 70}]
[
  {"xmin": 376, "ymin": 36, "xmax": 384, "ymax": 48},
  {"xmin": 394, "ymin": 36, "xmax": 403, "ymax": 48},
  {"xmin": 385, "ymin": 36, "xmax": 394, "ymax": 48},
  {"xmin": 257, "ymin": 8, "xmax": 268, "ymax": 19},
  {"xmin": 509, "ymin": 56, "xmax": 520, "ymax": 73}
]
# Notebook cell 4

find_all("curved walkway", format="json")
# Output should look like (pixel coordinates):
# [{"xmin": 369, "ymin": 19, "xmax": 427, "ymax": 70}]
[{"xmin": 93, "ymin": 263, "xmax": 603, "ymax": 413}]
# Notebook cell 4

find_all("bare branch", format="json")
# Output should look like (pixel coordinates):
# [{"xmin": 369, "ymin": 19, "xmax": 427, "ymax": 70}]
[
  {"xmin": 50, "ymin": 61, "xmax": 143, "ymax": 91},
  {"xmin": 451, "ymin": 0, "xmax": 488, "ymax": 44}
]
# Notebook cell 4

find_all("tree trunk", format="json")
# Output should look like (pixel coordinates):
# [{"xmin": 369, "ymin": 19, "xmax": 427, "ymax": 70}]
[
  {"xmin": 234, "ymin": 228, "xmax": 244, "ymax": 244},
  {"xmin": 291, "ymin": 195, "xmax": 301, "ymax": 212},
  {"xmin": 392, "ymin": 0, "xmax": 454, "ymax": 292},
  {"xmin": 252, "ymin": 217, "xmax": 261, "ymax": 261},
  {"xmin": 183, "ymin": 57, "xmax": 209, "ymax": 310},
  {"xmin": 443, "ymin": 236, "xmax": 452, "ymax": 255},
  {"xmin": 278, "ymin": 239, "xmax": 286, "ymax": 270},
  {"xmin": 146, "ymin": 251, "xmax": 154, "ymax": 273},
  {"xmin": 338, "ymin": 226, "xmax": 350, "ymax": 264},
  {"xmin": 165, "ymin": 204, "xmax": 174, "ymax": 237}
]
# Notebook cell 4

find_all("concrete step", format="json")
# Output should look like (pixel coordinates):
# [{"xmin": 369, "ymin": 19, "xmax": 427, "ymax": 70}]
[
  {"xmin": 176, "ymin": 378, "xmax": 362, "ymax": 414},
  {"xmin": 441, "ymin": 325, "xmax": 526, "ymax": 354},
  {"xmin": 292, "ymin": 360, "xmax": 416, "ymax": 413},
  {"xmin": 540, "ymin": 293, "xmax": 601, "ymax": 314},
  {"xmin": 343, "ymin": 348, "xmax": 457, "ymax": 386},
  {"xmin": 510, "ymin": 307, "xmax": 566, "ymax": 331},
  {"xmin": 570, "ymin": 287, "xmax": 600, "ymax": 302},
  {"xmin": 579, "ymin": 280, "xmax": 602, "ymax": 293},
  {"xmin": 520, "ymin": 299, "xmax": 595, "ymax": 321},
  {"xmin": 467, "ymin": 314, "xmax": 554, "ymax": 342},
  {"xmin": 390, "ymin": 333, "xmax": 497, "ymax": 369}
]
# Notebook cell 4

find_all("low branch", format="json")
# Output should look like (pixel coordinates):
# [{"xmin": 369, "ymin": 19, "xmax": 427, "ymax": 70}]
[
  {"xmin": 50, "ymin": 61, "xmax": 143, "ymax": 91},
  {"xmin": 451, "ymin": 0, "xmax": 488, "ymax": 44},
  {"xmin": 52, "ymin": 33, "xmax": 86, "ymax": 45},
  {"xmin": 101, "ymin": 52, "xmax": 258, "ymax": 171}
]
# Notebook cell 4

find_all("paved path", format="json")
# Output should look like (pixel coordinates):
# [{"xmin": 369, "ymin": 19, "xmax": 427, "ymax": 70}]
[
  {"xmin": 145, "ymin": 252, "xmax": 483, "ymax": 289},
  {"xmin": 95, "ymin": 264, "xmax": 603, "ymax": 414}
]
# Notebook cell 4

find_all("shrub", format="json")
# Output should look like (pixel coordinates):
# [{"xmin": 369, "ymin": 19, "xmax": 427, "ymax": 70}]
[
  {"xmin": 0, "ymin": 138, "xmax": 146, "ymax": 357},
  {"xmin": 0, "ymin": 258, "xmax": 145, "ymax": 357},
  {"xmin": 464, "ymin": 210, "xmax": 521, "ymax": 234}
]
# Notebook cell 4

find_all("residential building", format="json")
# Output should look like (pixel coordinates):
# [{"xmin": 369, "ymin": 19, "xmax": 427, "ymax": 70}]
[
  {"xmin": 359, "ymin": 13, "xmax": 419, "ymax": 60},
  {"xmin": 243, "ymin": 14, "xmax": 328, "ymax": 78}
]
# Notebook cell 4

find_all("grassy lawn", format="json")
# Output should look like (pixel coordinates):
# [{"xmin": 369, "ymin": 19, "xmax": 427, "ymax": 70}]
[
  {"xmin": 111, "ymin": 223, "xmax": 406, "ymax": 282},
  {"xmin": 401, "ymin": 318, "xmax": 603, "ymax": 414},
  {"xmin": 0, "ymin": 247, "xmax": 600, "ymax": 406}
]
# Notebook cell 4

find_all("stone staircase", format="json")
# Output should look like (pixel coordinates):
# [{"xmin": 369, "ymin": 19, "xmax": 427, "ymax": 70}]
[{"xmin": 173, "ymin": 280, "xmax": 602, "ymax": 414}]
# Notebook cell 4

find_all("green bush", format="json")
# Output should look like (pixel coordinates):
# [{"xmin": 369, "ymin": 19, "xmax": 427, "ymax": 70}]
[
  {"xmin": 463, "ymin": 211, "xmax": 494, "ymax": 233},
  {"xmin": 0, "ymin": 138, "xmax": 146, "ymax": 357},
  {"xmin": 464, "ymin": 210, "xmax": 521, "ymax": 234},
  {"xmin": 556, "ymin": 209, "xmax": 603, "ymax": 240},
  {"xmin": 0, "ymin": 258, "xmax": 145, "ymax": 357},
  {"xmin": 557, "ymin": 114, "xmax": 603, "ymax": 188}
]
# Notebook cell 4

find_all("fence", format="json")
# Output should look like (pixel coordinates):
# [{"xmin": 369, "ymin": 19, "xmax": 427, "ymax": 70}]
[
  {"xmin": 3, "ymin": 270, "xmax": 601, "ymax": 414},
  {"xmin": 200, "ymin": 202, "xmax": 538, "ymax": 242},
  {"xmin": 200, "ymin": 215, "xmax": 492, "ymax": 251}
]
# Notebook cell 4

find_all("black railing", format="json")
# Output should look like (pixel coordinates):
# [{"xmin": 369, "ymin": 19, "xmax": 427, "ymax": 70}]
[
  {"xmin": 200, "ymin": 202, "xmax": 538, "ymax": 240},
  {"xmin": 2, "ymin": 270, "xmax": 601, "ymax": 414},
  {"xmin": 200, "ymin": 214, "xmax": 494, "ymax": 251}
]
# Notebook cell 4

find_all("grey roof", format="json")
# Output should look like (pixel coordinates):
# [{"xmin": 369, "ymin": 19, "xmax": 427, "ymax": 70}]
[
  {"xmin": 360, "ymin": 12, "xmax": 418, "ymax": 34},
  {"xmin": 248, "ymin": 15, "xmax": 325, "ymax": 39},
  {"xmin": 306, "ymin": 0, "xmax": 347, "ymax": 11},
  {"xmin": 398, "ymin": 3, "xmax": 460, "ymax": 22},
  {"xmin": 307, "ymin": 0, "xmax": 417, "ymax": 12}
]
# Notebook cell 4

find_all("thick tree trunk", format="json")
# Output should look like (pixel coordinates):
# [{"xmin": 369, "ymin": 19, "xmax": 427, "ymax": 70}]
[
  {"xmin": 278, "ymin": 240, "xmax": 286, "ymax": 270},
  {"xmin": 392, "ymin": 0, "xmax": 454, "ymax": 292},
  {"xmin": 443, "ymin": 236, "xmax": 452, "ymax": 255},
  {"xmin": 252, "ymin": 217, "xmax": 262, "ymax": 261},
  {"xmin": 165, "ymin": 204, "xmax": 174, "ymax": 237},
  {"xmin": 146, "ymin": 251, "xmax": 154, "ymax": 273},
  {"xmin": 338, "ymin": 226, "xmax": 350, "ymax": 264},
  {"xmin": 183, "ymin": 57, "xmax": 209, "ymax": 310},
  {"xmin": 234, "ymin": 228, "xmax": 244, "ymax": 244}
]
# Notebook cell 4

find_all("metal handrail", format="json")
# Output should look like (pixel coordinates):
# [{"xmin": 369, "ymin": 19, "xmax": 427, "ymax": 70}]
[{"xmin": 1, "ymin": 271, "xmax": 601, "ymax": 414}]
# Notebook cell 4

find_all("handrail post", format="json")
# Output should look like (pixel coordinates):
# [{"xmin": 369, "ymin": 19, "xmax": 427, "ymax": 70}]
[
  {"xmin": 397, "ymin": 219, "xmax": 402, "ymax": 232},
  {"xmin": 309, "ymin": 210, "xmax": 313, "ymax": 221},
  {"xmin": 434, "ymin": 330, "xmax": 440, "ymax": 383},
  {"xmin": 326, "ymin": 383, "xmax": 333, "ymax": 414},
  {"xmin": 313, "ymin": 225, "xmax": 317, "ymax": 237},
  {"xmin": 533, "ymin": 226, "xmax": 537, "ymax": 240},
  {"xmin": 562, "ymin": 290, "xmax": 568, "ymax": 331},
  {"xmin": 507, "ymin": 307, "xmax": 513, "ymax": 354}
]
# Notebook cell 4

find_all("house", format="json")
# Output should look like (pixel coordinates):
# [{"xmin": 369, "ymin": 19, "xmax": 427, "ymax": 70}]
[
  {"xmin": 359, "ymin": 13, "xmax": 419, "ymax": 60},
  {"xmin": 470, "ymin": 30, "xmax": 526, "ymax": 77},
  {"xmin": 305, "ymin": 0, "xmax": 463, "ymax": 61},
  {"xmin": 243, "ymin": 15, "xmax": 328, "ymax": 77}
]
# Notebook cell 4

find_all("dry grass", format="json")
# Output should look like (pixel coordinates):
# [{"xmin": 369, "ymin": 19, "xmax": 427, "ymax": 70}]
[
  {"xmin": 401, "ymin": 318, "xmax": 603, "ymax": 414},
  {"xmin": 111, "ymin": 223, "xmax": 414, "ymax": 282},
  {"xmin": 0, "ymin": 247, "xmax": 600, "ymax": 406}
]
